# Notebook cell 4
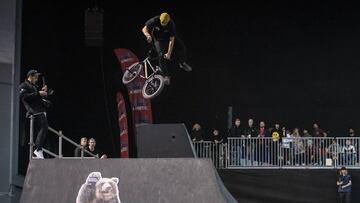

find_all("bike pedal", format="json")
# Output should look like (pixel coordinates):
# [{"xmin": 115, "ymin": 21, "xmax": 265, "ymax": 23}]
[{"xmin": 155, "ymin": 66, "xmax": 162, "ymax": 73}]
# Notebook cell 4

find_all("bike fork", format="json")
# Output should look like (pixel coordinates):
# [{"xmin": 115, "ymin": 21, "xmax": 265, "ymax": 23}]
[{"xmin": 144, "ymin": 62, "xmax": 148, "ymax": 79}]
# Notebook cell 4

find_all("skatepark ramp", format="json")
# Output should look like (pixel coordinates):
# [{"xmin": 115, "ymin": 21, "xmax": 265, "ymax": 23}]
[{"xmin": 20, "ymin": 158, "xmax": 237, "ymax": 203}]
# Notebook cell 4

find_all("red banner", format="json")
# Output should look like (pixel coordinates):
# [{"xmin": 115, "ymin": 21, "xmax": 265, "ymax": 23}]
[
  {"xmin": 116, "ymin": 92, "xmax": 129, "ymax": 158},
  {"xmin": 114, "ymin": 48, "xmax": 153, "ymax": 157}
]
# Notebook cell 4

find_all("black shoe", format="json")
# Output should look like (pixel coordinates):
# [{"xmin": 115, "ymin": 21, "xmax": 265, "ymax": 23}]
[
  {"xmin": 164, "ymin": 76, "xmax": 171, "ymax": 85},
  {"xmin": 179, "ymin": 62, "xmax": 192, "ymax": 72}
]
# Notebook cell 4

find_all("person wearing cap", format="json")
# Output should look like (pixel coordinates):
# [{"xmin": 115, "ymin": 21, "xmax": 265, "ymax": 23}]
[
  {"xmin": 19, "ymin": 69, "xmax": 48, "ymax": 159},
  {"xmin": 337, "ymin": 167, "xmax": 352, "ymax": 203},
  {"xmin": 142, "ymin": 12, "xmax": 192, "ymax": 85}
]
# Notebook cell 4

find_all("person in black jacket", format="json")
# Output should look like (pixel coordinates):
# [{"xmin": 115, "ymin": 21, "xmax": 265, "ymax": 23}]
[
  {"xmin": 229, "ymin": 118, "xmax": 244, "ymax": 138},
  {"xmin": 243, "ymin": 119, "xmax": 258, "ymax": 165},
  {"xmin": 19, "ymin": 69, "xmax": 48, "ymax": 159},
  {"xmin": 244, "ymin": 119, "xmax": 257, "ymax": 138},
  {"xmin": 191, "ymin": 123, "xmax": 203, "ymax": 142},
  {"xmin": 229, "ymin": 118, "xmax": 246, "ymax": 165},
  {"xmin": 84, "ymin": 138, "xmax": 107, "ymax": 159},
  {"xmin": 74, "ymin": 137, "xmax": 88, "ymax": 157}
]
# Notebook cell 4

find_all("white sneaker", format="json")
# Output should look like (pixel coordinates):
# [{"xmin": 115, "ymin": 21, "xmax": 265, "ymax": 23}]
[{"xmin": 33, "ymin": 149, "xmax": 44, "ymax": 159}]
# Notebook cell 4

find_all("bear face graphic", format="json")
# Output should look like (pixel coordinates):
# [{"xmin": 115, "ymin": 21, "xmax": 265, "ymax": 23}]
[{"xmin": 76, "ymin": 172, "xmax": 121, "ymax": 203}]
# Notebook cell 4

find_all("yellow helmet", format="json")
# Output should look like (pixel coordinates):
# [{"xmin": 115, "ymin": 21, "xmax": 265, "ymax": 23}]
[{"xmin": 160, "ymin": 12, "xmax": 170, "ymax": 25}]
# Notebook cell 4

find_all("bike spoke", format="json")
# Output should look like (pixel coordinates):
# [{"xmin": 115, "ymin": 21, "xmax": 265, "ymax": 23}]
[
  {"xmin": 124, "ymin": 64, "xmax": 141, "ymax": 81},
  {"xmin": 146, "ymin": 78, "xmax": 160, "ymax": 95}
]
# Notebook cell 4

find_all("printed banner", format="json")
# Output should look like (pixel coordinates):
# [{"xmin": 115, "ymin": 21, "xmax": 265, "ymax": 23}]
[
  {"xmin": 116, "ymin": 92, "xmax": 129, "ymax": 158},
  {"xmin": 114, "ymin": 48, "xmax": 153, "ymax": 157}
]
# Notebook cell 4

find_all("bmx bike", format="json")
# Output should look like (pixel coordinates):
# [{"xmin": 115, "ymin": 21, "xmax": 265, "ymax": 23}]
[{"xmin": 122, "ymin": 54, "xmax": 165, "ymax": 99}]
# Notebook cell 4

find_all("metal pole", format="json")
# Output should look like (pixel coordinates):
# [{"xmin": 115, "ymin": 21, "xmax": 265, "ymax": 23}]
[
  {"xmin": 48, "ymin": 127, "xmax": 97, "ymax": 158},
  {"xmin": 226, "ymin": 141, "xmax": 229, "ymax": 168},
  {"xmin": 42, "ymin": 148, "xmax": 60, "ymax": 158},
  {"xmin": 227, "ymin": 106, "xmax": 233, "ymax": 131},
  {"xmin": 278, "ymin": 140, "xmax": 281, "ymax": 168},
  {"xmin": 58, "ymin": 130, "xmax": 63, "ymax": 158},
  {"xmin": 29, "ymin": 115, "xmax": 34, "ymax": 161},
  {"xmin": 81, "ymin": 148, "xmax": 84, "ymax": 159}
]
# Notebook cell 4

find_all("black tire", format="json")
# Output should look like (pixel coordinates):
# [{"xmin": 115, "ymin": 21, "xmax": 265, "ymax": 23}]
[
  {"xmin": 122, "ymin": 62, "xmax": 143, "ymax": 84},
  {"xmin": 142, "ymin": 75, "xmax": 165, "ymax": 99}
]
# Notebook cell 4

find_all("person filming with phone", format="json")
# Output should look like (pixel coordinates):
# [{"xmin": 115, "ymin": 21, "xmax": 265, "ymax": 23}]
[{"xmin": 19, "ymin": 69, "xmax": 52, "ymax": 159}]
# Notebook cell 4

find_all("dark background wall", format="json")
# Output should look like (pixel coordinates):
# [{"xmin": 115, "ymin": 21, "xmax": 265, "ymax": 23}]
[
  {"xmin": 20, "ymin": 1, "xmax": 360, "ymax": 168},
  {"xmin": 219, "ymin": 169, "xmax": 359, "ymax": 203}
]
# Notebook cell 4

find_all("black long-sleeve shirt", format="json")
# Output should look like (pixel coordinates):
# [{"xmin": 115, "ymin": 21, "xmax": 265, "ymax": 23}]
[
  {"xmin": 19, "ymin": 80, "xmax": 46, "ymax": 114},
  {"xmin": 229, "ymin": 126, "xmax": 244, "ymax": 137},
  {"xmin": 191, "ymin": 129, "xmax": 203, "ymax": 141},
  {"xmin": 74, "ymin": 147, "xmax": 87, "ymax": 157},
  {"xmin": 84, "ymin": 147, "xmax": 104, "ymax": 158},
  {"xmin": 244, "ymin": 126, "xmax": 258, "ymax": 138}
]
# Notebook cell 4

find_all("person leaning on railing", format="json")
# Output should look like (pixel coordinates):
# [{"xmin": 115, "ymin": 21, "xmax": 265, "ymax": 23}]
[
  {"xmin": 85, "ymin": 138, "xmax": 107, "ymax": 159},
  {"xmin": 244, "ymin": 119, "xmax": 257, "ymax": 138},
  {"xmin": 348, "ymin": 128, "xmax": 356, "ymax": 137},
  {"xmin": 313, "ymin": 123, "xmax": 327, "ymax": 138},
  {"xmin": 347, "ymin": 128, "xmax": 359, "ymax": 164},
  {"xmin": 229, "ymin": 118, "xmax": 245, "ymax": 138},
  {"xmin": 342, "ymin": 140, "xmax": 356, "ymax": 165},
  {"xmin": 305, "ymin": 138, "xmax": 317, "ymax": 165},
  {"xmin": 212, "ymin": 129, "xmax": 227, "ymax": 168},
  {"xmin": 228, "ymin": 118, "xmax": 245, "ymax": 165},
  {"xmin": 191, "ymin": 123, "xmax": 203, "ymax": 142},
  {"xmin": 74, "ymin": 137, "xmax": 88, "ymax": 157},
  {"xmin": 256, "ymin": 121, "xmax": 268, "ymax": 164},
  {"xmin": 212, "ymin": 129, "xmax": 223, "ymax": 143},
  {"xmin": 281, "ymin": 128, "xmax": 293, "ymax": 165},
  {"xmin": 302, "ymin": 129, "xmax": 314, "ymax": 165},
  {"xmin": 326, "ymin": 138, "xmax": 340, "ymax": 166},
  {"xmin": 292, "ymin": 128, "xmax": 305, "ymax": 166},
  {"xmin": 309, "ymin": 125, "xmax": 327, "ymax": 165},
  {"xmin": 243, "ymin": 119, "xmax": 257, "ymax": 163}
]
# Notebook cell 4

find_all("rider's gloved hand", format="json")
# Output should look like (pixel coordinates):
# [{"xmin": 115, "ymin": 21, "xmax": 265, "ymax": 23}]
[{"xmin": 146, "ymin": 35, "xmax": 152, "ymax": 43}]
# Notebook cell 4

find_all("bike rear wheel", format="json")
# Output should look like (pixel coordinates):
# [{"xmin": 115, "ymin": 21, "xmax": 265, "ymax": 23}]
[
  {"xmin": 142, "ymin": 74, "xmax": 165, "ymax": 99},
  {"xmin": 122, "ymin": 62, "xmax": 143, "ymax": 84}
]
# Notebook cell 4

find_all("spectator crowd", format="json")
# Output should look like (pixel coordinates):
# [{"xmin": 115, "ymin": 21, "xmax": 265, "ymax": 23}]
[{"xmin": 191, "ymin": 118, "xmax": 359, "ymax": 167}]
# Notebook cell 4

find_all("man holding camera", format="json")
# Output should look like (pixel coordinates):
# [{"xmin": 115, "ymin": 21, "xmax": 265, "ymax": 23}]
[{"xmin": 19, "ymin": 69, "xmax": 49, "ymax": 159}]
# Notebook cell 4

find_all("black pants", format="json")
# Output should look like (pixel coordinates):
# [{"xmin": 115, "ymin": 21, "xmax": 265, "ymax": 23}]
[
  {"xmin": 153, "ymin": 37, "xmax": 187, "ymax": 76},
  {"xmin": 270, "ymin": 141, "xmax": 279, "ymax": 165},
  {"xmin": 339, "ymin": 192, "xmax": 351, "ymax": 203},
  {"xmin": 34, "ymin": 113, "xmax": 48, "ymax": 150}
]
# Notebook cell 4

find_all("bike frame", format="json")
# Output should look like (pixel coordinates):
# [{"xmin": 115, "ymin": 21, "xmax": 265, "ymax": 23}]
[{"xmin": 141, "ymin": 57, "xmax": 159, "ymax": 80}]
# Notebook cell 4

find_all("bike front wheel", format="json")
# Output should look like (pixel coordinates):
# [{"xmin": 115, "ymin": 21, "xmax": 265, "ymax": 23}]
[
  {"xmin": 122, "ymin": 62, "xmax": 143, "ymax": 84},
  {"xmin": 142, "ymin": 74, "xmax": 165, "ymax": 99}
]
